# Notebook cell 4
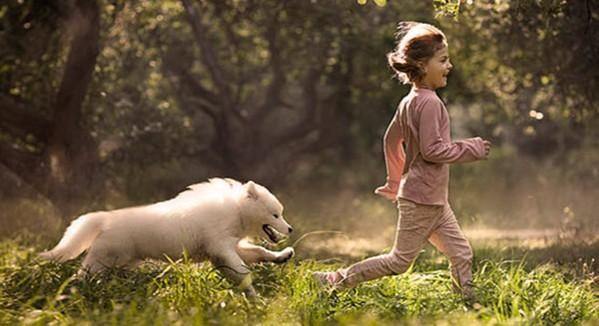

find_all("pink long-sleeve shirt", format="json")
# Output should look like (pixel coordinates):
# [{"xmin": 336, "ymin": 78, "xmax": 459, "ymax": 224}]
[{"xmin": 384, "ymin": 88, "xmax": 486, "ymax": 206}]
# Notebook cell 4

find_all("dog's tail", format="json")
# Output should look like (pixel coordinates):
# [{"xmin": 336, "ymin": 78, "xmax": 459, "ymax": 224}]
[{"xmin": 39, "ymin": 212, "xmax": 107, "ymax": 262}]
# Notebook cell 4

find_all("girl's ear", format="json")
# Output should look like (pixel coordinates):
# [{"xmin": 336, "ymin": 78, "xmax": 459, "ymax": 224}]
[{"xmin": 245, "ymin": 181, "xmax": 259, "ymax": 200}]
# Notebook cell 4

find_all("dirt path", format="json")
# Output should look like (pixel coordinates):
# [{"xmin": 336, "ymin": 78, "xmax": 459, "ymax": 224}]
[{"xmin": 294, "ymin": 228, "xmax": 594, "ymax": 260}]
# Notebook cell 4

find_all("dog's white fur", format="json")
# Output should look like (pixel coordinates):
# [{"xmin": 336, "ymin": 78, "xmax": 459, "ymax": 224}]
[{"xmin": 40, "ymin": 178, "xmax": 294, "ymax": 295}]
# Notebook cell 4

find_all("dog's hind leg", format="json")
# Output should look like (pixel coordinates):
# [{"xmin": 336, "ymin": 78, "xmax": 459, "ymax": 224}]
[
  {"xmin": 236, "ymin": 239, "xmax": 294, "ymax": 265},
  {"xmin": 78, "ymin": 253, "xmax": 108, "ymax": 276},
  {"xmin": 79, "ymin": 243, "xmax": 135, "ymax": 276},
  {"xmin": 212, "ymin": 251, "xmax": 256, "ymax": 297}
]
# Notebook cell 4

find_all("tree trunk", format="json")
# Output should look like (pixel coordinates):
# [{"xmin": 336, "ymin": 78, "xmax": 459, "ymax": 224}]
[{"xmin": 43, "ymin": 0, "xmax": 102, "ymax": 218}]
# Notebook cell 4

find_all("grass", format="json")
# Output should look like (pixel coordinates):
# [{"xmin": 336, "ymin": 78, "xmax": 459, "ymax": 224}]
[{"xmin": 0, "ymin": 236, "xmax": 597, "ymax": 325}]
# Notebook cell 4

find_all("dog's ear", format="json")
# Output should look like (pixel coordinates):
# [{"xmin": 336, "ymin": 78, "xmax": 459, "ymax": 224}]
[{"xmin": 245, "ymin": 181, "xmax": 259, "ymax": 200}]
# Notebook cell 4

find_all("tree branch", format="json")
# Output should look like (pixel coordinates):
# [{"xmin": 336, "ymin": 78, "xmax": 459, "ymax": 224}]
[
  {"xmin": 180, "ymin": 0, "xmax": 231, "ymax": 106},
  {"xmin": 180, "ymin": 0, "xmax": 244, "ymax": 174},
  {"xmin": 252, "ymin": 5, "xmax": 286, "ymax": 124},
  {"xmin": 50, "ymin": 0, "xmax": 100, "ymax": 134},
  {"xmin": 268, "ymin": 67, "xmax": 321, "ymax": 151},
  {"xmin": 178, "ymin": 69, "xmax": 221, "ymax": 109}
]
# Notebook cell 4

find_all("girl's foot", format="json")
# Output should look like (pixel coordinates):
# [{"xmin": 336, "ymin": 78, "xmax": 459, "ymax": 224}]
[{"xmin": 461, "ymin": 285, "xmax": 482, "ymax": 310}]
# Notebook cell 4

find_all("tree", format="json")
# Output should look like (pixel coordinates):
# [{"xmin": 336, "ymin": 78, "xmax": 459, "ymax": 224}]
[
  {"xmin": 0, "ymin": 0, "xmax": 102, "ymax": 217},
  {"xmin": 154, "ymin": 0, "xmax": 356, "ymax": 181}
]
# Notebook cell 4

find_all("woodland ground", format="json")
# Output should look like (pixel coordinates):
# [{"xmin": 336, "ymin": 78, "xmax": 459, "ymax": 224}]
[
  {"xmin": 0, "ymin": 231, "xmax": 597, "ymax": 325},
  {"xmin": 1, "ymin": 158, "xmax": 598, "ymax": 325}
]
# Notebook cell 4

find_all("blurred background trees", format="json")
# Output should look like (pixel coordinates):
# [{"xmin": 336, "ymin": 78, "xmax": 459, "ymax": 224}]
[{"xmin": 0, "ymin": 0, "xmax": 597, "ymax": 235}]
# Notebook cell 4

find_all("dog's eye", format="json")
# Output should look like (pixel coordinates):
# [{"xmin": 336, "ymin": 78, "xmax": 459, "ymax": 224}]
[{"xmin": 273, "ymin": 214, "xmax": 279, "ymax": 219}]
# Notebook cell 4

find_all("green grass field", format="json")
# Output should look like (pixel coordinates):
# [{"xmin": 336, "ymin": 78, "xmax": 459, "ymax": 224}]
[{"xmin": 0, "ymin": 236, "xmax": 597, "ymax": 325}]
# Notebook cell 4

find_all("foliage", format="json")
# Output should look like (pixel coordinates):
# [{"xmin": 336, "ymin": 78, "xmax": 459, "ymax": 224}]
[
  {"xmin": 441, "ymin": 0, "xmax": 599, "ymax": 158},
  {"xmin": 0, "ymin": 1, "xmax": 597, "ymax": 227},
  {"xmin": 434, "ymin": 0, "xmax": 462, "ymax": 18},
  {"xmin": 0, "ymin": 238, "xmax": 597, "ymax": 324}
]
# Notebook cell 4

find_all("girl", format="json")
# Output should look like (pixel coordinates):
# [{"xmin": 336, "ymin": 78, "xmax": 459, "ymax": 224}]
[{"xmin": 313, "ymin": 22, "xmax": 491, "ymax": 300}]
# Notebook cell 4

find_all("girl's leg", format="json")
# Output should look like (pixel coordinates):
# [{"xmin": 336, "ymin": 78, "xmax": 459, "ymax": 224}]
[
  {"xmin": 337, "ymin": 199, "xmax": 444, "ymax": 287},
  {"xmin": 427, "ymin": 205, "xmax": 474, "ymax": 296}
]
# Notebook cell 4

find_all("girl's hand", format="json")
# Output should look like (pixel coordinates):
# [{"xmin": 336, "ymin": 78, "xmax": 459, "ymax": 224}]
[
  {"xmin": 374, "ymin": 180, "xmax": 399, "ymax": 202},
  {"xmin": 483, "ymin": 140, "xmax": 492, "ymax": 158}
]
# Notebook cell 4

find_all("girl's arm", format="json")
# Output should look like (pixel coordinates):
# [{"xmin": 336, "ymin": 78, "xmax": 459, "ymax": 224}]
[
  {"xmin": 419, "ymin": 100, "xmax": 488, "ymax": 164},
  {"xmin": 374, "ymin": 111, "xmax": 405, "ymax": 201}
]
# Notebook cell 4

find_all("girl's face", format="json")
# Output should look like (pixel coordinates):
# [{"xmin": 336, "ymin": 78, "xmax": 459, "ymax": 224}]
[{"xmin": 419, "ymin": 45, "xmax": 452, "ymax": 90}]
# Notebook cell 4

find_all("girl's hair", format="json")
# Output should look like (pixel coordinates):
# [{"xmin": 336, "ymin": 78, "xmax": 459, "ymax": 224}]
[{"xmin": 387, "ymin": 22, "xmax": 447, "ymax": 84}]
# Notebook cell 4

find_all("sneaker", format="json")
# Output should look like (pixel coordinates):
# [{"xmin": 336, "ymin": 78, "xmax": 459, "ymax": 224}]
[
  {"xmin": 312, "ymin": 271, "xmax": 343, "ymax": 287},
  {"xmin": 462, "ymin": 286, "xmax": 482, "ymax": 310}
]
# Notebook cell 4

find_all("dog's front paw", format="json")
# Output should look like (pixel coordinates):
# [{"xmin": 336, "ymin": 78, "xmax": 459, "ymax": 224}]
[{"xmin": 274, "ymin": 247, "xmax": 294, "ymax": 264}]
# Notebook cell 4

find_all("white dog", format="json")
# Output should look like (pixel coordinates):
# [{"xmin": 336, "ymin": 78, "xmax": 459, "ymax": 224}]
[{"xmin": 40, "ymin": 178, "xmax": 294, "ymax": 296}]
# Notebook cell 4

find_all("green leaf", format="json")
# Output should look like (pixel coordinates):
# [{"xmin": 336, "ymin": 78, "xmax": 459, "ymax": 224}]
[{"xmin": 433, "ymin": 0, "xmax": 461, "ymax": 19}]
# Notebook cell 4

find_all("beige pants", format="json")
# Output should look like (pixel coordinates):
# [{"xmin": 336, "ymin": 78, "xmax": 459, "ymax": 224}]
[{"xmin": 339, "ymin": 198, "xmax": 473, "ymax": 291}]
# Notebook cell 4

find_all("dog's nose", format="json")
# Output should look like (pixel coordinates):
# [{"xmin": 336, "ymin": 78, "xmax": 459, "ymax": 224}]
[{"xmin": 288, "ymin": 227, "xmax": 293, "ymax": 233}]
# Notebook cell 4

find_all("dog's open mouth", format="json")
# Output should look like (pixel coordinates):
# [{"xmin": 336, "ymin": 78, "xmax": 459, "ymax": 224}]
[{"xmin": 262, "ymin": 224, "xmax": 283, "ymax": 243}]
